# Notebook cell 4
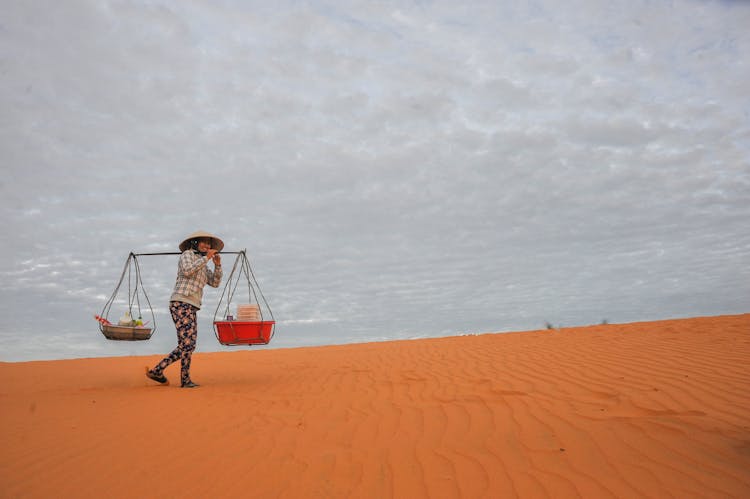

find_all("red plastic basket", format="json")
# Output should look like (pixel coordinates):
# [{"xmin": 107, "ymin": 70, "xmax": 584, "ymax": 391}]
[{"xmin": 214, "ymin": 320, "xmax": 275, "ymax": 346}]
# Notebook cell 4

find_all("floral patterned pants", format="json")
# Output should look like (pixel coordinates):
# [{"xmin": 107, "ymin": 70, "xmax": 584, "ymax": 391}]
[{"xmin": 152, "ymin": 301, "xmax": 198, "ymax": 385}]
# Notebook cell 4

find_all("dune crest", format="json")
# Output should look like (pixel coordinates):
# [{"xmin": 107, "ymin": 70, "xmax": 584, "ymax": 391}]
[{"xmin": 1, "ymin": 314, "xmax": 749, "ymax": 498}]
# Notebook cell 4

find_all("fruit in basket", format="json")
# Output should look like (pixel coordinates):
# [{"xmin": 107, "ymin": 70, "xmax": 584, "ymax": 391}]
[
  {"xmin": 118, "ymin": 311, "xmax": 134, "ymax": 326},
  {"xmin": 94, "ymin": 315, "xmax": 112, "ymax": 326}
]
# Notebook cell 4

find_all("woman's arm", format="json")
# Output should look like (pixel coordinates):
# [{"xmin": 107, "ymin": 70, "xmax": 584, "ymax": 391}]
[{"xmin": 207, "ymin": 265, "xmax": 223, "ymax": 287}]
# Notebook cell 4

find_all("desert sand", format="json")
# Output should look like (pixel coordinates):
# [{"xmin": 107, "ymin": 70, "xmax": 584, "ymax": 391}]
[{"xmin": 1, "ymin": 314, "xmax": 749, "ymax": 498}]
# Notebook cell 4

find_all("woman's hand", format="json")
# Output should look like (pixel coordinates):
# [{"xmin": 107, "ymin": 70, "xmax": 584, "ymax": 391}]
[{"xmin": 205, "ymin": 248, "xmax": 221, "ymax": 265}]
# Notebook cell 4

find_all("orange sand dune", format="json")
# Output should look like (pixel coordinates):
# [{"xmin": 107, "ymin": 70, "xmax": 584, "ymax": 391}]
[{"xmin": 1, "ymin": 314, "xmax": 749, "ymax": 498}]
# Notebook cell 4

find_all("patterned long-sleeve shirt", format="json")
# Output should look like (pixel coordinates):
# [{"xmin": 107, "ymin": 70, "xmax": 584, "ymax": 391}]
[{"xmin": 170, "ymin": 250, "xmax": 223, "ymax": 309}]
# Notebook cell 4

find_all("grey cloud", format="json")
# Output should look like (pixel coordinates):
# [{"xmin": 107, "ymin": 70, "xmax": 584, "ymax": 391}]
[
  {"xmin": 1, "ymin": 0, "xmax": 748, "ymax": 361},
  {"xmin": 564, "ymin": 116, "xmax": 658, "ymax": 147}
]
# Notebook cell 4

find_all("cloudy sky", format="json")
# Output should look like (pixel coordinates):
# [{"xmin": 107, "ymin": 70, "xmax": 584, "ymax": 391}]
[{"xmin": 1, "ymin": 0, "xmax": 748, "ymax": 362}]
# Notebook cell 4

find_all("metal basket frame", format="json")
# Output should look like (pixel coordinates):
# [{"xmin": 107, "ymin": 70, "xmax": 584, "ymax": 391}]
[
  {"xmin": 99, "ymin": 252, "xmax": 156, "ymax": 341},
  {"xmin": 212, "ymin": 250, "xmax": 276, "ymax": 346}
]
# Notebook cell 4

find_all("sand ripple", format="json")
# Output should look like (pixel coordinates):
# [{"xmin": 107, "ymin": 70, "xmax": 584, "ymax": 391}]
[{"xmin": 1, "ymin": 314, "xmax": 748, "ymax": 498}]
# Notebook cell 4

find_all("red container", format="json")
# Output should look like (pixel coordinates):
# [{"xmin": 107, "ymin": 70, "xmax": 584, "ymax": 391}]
[{"xmin": 214, "ymin": 320, "xmax": 275, "ymax": 346}]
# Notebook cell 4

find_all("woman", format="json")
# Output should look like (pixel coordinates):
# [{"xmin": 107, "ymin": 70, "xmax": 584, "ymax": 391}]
[{"xmin": 146, "ymin": 231, "xmax": 223, "ymax": 388}]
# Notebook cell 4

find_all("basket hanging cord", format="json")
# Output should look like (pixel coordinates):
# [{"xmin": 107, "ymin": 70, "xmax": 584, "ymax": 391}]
[
  {"xmin": 214, "ymin": 252, "xmax": 243, "ymax": 321},
  {"xmin": 241, "ymin": 250, "xmax": 274, "ymax": 323},
  {"xmin": 99, "ymin": 253, "xmax": 157, "ymax": 335},
  {"xmin": 239, "ymin": 254, "xmax": 260, "ymax": 312},
  {"xmin": 243, "ymin": 253, "xmax": 271, "ymax": 321},
  {"xmin": 213, "ymin": 250, "xmax": 274, "ymax": 325},
  {"xmin": 127, "ymin": 260, "xmax": 137, "ymax": 315},
  {"xmin": 227, "ymin": 254, "xmax": 250, "ymax": 314},
  {"xmin": 123, "ymin": 255, "xmax": 144, "ymax": 319},
  {"xmin": 100, "ymin": 253, "xmax": 131, "ymax": 332},
  {"xmin": 132, "ymin": 255, "xmax": 157, "ymax": 333},
  {"xmin": 124, "ymin": 255, "xmax": 141, "ymax": 318},
  {"xmin": 214, "ymin": 251, "xmax": 255, "ymax": 321}
]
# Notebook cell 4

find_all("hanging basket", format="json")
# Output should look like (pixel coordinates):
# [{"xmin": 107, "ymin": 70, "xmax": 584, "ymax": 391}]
[
  {"xmin": 213, "ymin": 250, "xmax": 276, "ymax": 346},
  {"xmin": 101, "ymin": 324, "xmax": 153, "ymax": 341},
  {"xmin": 98, "ymin": 252, "xmax": 156, "ymax": 341},
  {"xmin": 214, "ymin": 320, "xmax": 275, "ymax": 345}
]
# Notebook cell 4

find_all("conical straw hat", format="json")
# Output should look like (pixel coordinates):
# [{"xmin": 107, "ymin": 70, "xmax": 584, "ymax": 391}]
[{"xmin": 179, "ymin": 230, "xmax": 225, "ymax": 252}]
